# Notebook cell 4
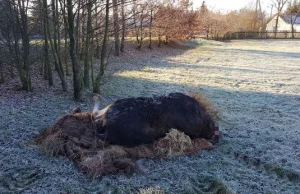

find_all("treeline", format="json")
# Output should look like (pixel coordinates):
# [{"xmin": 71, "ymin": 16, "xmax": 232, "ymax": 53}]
[
  {"xmin": 2, "ymin": 0, "xmax": 298, "ymax": 100},
  {"xmin": 0, "ymin": 0, "xmax": 204, "ymax": 100},
  {"xmin": 203, "ymin": 0, "xmax": 300, "ymax": 39}
]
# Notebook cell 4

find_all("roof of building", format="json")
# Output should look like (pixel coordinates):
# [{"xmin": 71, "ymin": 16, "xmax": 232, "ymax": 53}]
[{"xmin": 280, "ymin": 14, "xmax": 300, "ymax": 25}]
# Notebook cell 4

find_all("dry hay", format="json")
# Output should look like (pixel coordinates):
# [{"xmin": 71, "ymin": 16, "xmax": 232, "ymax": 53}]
[
  {"xmin": 152, "ymin": 129, "xmax": 193, "ymax": 157},
  {"xmin": 79, "ymin": 146, "xmax": 135, "ymax": 177},
  {"xmin": 35, "ymin": 112, "xmax": 214, "ymax": 177}
]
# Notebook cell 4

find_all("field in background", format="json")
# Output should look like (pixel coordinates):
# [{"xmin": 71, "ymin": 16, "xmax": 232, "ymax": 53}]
[{"xmin": 0, "ymin": 39, "xmax": 299, "ymax": 193}]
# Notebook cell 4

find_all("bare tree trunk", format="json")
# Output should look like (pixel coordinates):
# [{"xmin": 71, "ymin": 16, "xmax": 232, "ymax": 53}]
[
  {"xmin": 51, "ymin": 0, "xmax": 64, "ymax": 74},
  {"xmin": 2, "ymin": 8, "xmax": 17, "ymax": 80},
  {"xmin": 274, "ymin": 14, "xmax": 279, "ymax": 38},
  {"xmin": 64, "ymin": 16, "xmax": 70, "ymax": 75},
  {"xmin": 60, "ymin": 0, "xmax": 70, "ymax": 76},
  {"xmin": 7, "ymin": 42, "xmax": 16, "ymax": 79},
  {"xmin": 10, "ymin": 2, "xmax": 25, "ymax": 87},
  {"xmin": 158, "ymin": 33, "xmax": 162, "ymax": 47},
  {"xmin": 164, "ymin": 35, "xmax": 169, "ymax": 45},
  {"xmin": 95, "ymin": 5, "xmax": 100, "ymax": 58},
  {"xmin": 3, "ymin": 0, "xmax": 34, "ymax": 90},
  {"xmin": 273, "ymin": 0, "xmax": 288, "ymax": 38},
  {"xmin": 42, "ymin": 0, "xmax": 53, "ymax": 86},
  {"xmin": 83, "ymin": 0, "xmax": 92, "ymax": 88},
  {"xmin": 132, "ymin": 1, "xmax": 140, "ymax": 48},
  {"xmin": 113, "ymin": 0, "xmax": 120, "ymax": 56},
  {"xmin": 80, "ymin": 6, "xmax": 86, "ymax": 61},
  {"xmin": 51, "ymin": 0, "xmax": 59, "ymax": 71},
  {"xmin": 17, "ymin": 0, "xmax": 32, "ymax": 91},
  {"xmin": 39, "ymin": 0, "xmax": 48, "ymax": 80},
  {"xmin": 148, "ymin": 9, "xmax": 153, "ymax": 49},
  {"xmin": 9, "ymin": 66, "xmax": 15, "ymax": 78},
  {"xmin": 93, "ymin": 0, "xmax": 109, "ymax": 93},
  {"xmin": 43, "ymin": 44, "xmax": 48, "ymax": 80},
  {"xmin": 90, "ymin": 33, "xmax": 94, "ymax": 87},
  {"xmin": 67, "ymin": 0, "xmax": 82, "ymax": 100},
  {"xmin": 137, "ymin": 9, "xmax": 144, "ymax": 49},
  {"xmin": 56, "ymin": 0, "xmax": 62, "ymax": 70},
  {"xmin": 120, "ymin": 0, "xmax": 125, "ymax": 52},
  {"xmin": 291, "ymin": 17, "xmax": 295, "ymax": 38},
  {"xmin": 46, "ymin": 0, "xmax": 67, "ymax": 91},
  {"xmin": 75, "ymin": 0, "xmax": 81, "ymax": 56},
  {"xmin": 0, "ymin": 61, "xmax": 4, "ymax": 84}
]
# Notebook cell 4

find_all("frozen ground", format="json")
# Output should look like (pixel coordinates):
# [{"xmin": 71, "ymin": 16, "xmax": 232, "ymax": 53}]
[{"xmin": 0, "ymin": 40, "xmax": 299, "ymax": 193}]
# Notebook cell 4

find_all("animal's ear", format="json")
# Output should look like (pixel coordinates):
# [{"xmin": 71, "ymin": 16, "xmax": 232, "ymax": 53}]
[
  {"xmin": 72, "ymin": 107, "xmax": 81, "ymax": 114},
  {"xmin": 92, "ymin": 111, "xmax": 101, "ymax": 123}
]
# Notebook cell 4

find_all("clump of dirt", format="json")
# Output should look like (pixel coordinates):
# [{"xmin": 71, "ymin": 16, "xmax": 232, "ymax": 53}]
[
  {"xmin": 79, "ymin": 146, "xmax": 135, "ymax": 177},
  {"xmin": 35, "ymin": 112, "xmax": 213, "ymax": 177}
]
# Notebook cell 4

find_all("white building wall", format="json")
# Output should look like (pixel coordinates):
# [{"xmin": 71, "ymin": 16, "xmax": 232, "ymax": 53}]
[
  {"xmin": 266, "ymin": 16, "xmax": 300, "ymax": 32},
  {"xmin": 294, "ymin": 24, "xmax": 300, "ymax": 31}
]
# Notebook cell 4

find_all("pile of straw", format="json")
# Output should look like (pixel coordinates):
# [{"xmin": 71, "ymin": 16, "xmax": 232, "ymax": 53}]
[{"xmin": 36, "ymin": 111, "xmax": 214, "ymax": 177}]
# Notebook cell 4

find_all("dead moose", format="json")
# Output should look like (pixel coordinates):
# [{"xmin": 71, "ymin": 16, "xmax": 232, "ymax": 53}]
[
  {"xmin": 35, "ymin": 92, "xmax": 218, "ymax": 176},
  {"xmin": 93, "ymin": 92, "xmax": 217, "ymax": 146}
]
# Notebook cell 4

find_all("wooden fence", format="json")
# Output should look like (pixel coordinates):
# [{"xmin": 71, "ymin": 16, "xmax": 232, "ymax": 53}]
[{"xmin": 224, "ymin": 31, "xmax": 300, "ymax": 40}]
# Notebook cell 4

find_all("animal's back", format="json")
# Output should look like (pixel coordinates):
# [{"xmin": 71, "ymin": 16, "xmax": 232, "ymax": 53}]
[
  {"xmin": 102, "ymin": 97, "xmax": 167, "ymax": 146},
  {"xmin": 96, "ymin": 93, "xmax": 215, "ymax": 146}
]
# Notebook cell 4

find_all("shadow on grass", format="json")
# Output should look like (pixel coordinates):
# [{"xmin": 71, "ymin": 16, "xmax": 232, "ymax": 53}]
[{"xmin": 101, "ymin": 74, "xmax": 300, "ymax": 186}]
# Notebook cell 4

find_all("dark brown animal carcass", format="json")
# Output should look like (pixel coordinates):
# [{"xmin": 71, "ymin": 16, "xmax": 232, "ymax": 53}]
[{"xmin": 94, "ymin": 92, "xmax": 216, "ymax": 147}]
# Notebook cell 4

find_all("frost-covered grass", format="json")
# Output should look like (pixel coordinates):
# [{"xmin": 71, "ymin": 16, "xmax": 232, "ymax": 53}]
[{"xmin": 0, "ymin": 39, "xmax": 299, "ymax": 193}]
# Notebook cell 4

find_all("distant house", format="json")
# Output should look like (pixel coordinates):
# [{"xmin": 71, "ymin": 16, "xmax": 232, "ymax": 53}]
[{"xmin": 266, "ymin": 14, "xmax": 300, "ymax": 32}]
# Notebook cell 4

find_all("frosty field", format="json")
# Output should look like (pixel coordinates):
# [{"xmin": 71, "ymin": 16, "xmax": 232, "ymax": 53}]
[{"xmin": 0, "ymin": 40, "xmax": 299, "ymax": 193}]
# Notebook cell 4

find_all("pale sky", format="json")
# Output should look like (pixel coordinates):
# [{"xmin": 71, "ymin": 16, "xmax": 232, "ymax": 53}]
[{"xmin": 192, "ymin": 0, "xmax": 275, "ymax": 15}]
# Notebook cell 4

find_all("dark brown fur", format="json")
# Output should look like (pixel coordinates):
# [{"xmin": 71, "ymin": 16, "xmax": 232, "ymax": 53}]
[{"xmin": 93, "ymin": 92, "xmax": 216, "ymax": 146}]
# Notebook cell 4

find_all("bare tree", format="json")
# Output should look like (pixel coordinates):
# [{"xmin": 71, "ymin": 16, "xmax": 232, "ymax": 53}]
[
  {"xmin": 272, "ymin": 0, "xmax": 288, "ymax": 37},
  {"xmin": 46, "ymin": 0, "xmax": 67, "ymax": 91},
  {"xmin": 67, "ymin": 0, "xmax": 82, "ymax": 100},
  {"xmin": 0, "ymin": 0, "xmax": 16, "ymax": 81},
  {"xmin": 147, "ymin": 0, "xmax": 158, "ymax": 49},
  {"xmin": 59, "ymin": 0, "xmax": 71, "ymax": 76},
  {"xmin": 0, "ymin": 0, "xmax": 33, "ymax": 91},
  {"xmin": 83, "ymin": 0, "xmax": 93, "ymax": 88},
  {"xmin": 120, "ymin": 0, "xmax": 126, "ymax": 52},
  {"xmin": 154, "ymin": 1, "xmax": 199, "ymax": 42},
  {"xmin": 0, "ymin": 0, "xmax": 213, "ymax": 98},
  {"xmin": 113, "ymin": 0, "xmax": 120, "ymax": 56},
  {"xmin": 286, "ymin": 0, "xmax": 300, "ymax": 38},
  {"xmin": 41, "ymin": 0, "xmax": 53, "ymax": 86},
  {"xmin": 93, "ymin": 0, "xmax": 109, "ymax": 93}
]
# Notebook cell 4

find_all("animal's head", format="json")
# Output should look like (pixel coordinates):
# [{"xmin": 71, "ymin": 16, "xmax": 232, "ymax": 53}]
[
  {"xmin": 203, "ymin": 120, "xmax": 219, "ymax": 144},
  {"xmin": 189, "ymin": 92, "xmax": 219, "ymax": 144}
]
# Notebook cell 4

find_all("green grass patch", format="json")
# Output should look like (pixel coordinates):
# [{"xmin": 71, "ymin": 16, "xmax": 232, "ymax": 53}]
[
  {"xmin": 264, "ymin": 164, "xmax": 300, "ymax": 182},
  {"xmin": 183, "ymin": 175, "xmax": 233, "ymax": 194}
]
